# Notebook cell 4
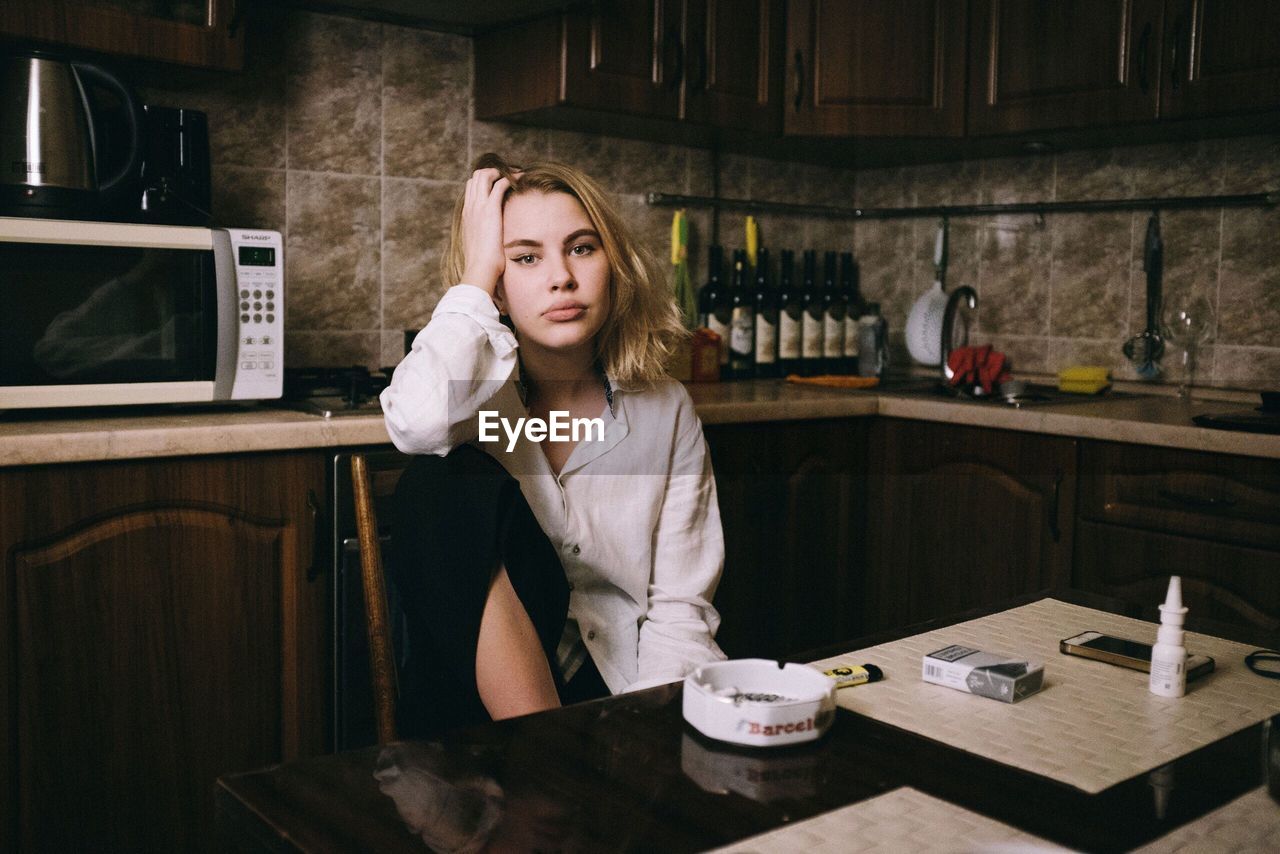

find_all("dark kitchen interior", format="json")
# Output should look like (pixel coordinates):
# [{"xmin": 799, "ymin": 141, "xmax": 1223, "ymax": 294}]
[{"xmin": 1, "ymin": 1, "xmax": 1279, "ymax": 852}]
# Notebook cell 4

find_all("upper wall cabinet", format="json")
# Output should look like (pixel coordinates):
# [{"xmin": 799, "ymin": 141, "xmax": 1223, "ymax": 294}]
[
  {"xmin": 785, "ymin": 0, "xmax": 967, "ymax": 137},
  {"xmin": 968, "ymin": 0, "xmax": 1164, "ymax": 136},
  {"xmin": 0, "ymin": 0, "xmax": 244, "ymax": 71},
  {"xmin": 475, "ymin": 0, "xmax": 784, "ymax": 134},
  {"xmin": 969, "ymin": 0, "xmax": 1280, "ymax": 136},
  {"xmin": 683, "ymin": 0, "xmax": 784, "ymax": 130},
  {"xmin": 1161, "ymin": 0, "xmax": 1280, "ymax": 119}
]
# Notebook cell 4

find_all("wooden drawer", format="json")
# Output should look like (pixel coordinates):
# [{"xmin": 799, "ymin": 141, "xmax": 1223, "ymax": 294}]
[
  {"xmin": 1078, "ymin": 441, "xmax": 1280, "ymax": 551},
  {"xmin": 1075, "ymin": 519, "xmax": 1280, "ymax": 632}
]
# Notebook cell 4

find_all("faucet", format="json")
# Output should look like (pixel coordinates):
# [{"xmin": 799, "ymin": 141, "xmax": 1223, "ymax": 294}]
[{"xmin": 940, "ymin": 286, "xmax": 978, "ymax": 382}]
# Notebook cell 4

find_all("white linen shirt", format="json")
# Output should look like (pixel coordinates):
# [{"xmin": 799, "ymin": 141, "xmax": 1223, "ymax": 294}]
[{"xmin": 380, "ymin": 284, "xmax": 727, "ymax": 694}]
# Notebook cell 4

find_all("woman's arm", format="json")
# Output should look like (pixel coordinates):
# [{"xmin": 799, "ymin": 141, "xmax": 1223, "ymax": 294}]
[
  {"xmin": 628, "ymin": 391, "xmax": 728, "ymax": 691},
  {"xmin": 382, "ymin": 168, "xmax": 517, "ymax": 456},
  {"xmin": 380, "ymin": 285, "xmax": 518, "ymax": 456}
]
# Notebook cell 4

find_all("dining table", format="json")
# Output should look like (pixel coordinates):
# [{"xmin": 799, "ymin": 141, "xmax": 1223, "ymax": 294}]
[{"xmin": 215, "ymin": 590, "xmax": 1280, "ymax": 853}]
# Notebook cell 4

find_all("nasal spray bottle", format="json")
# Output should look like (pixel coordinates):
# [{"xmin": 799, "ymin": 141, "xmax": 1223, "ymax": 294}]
[{"xmin": 1149, "ymin": 576, "xmax": 1189, "ymax": 697}]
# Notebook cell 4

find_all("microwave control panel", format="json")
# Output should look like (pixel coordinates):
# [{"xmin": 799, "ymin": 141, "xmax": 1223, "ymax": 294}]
[{"xmin": 226, "ymin": 228, "xmax": 284, "ymax": 399}]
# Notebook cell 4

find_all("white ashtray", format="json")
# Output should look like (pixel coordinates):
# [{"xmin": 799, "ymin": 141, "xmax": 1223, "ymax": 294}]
[{"xmin": 682, "ymin": 659, "xmax": 837, "ymax": 748}]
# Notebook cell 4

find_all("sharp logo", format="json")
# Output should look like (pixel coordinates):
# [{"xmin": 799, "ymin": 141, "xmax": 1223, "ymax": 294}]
[{"xmin": 241, "ymin": 234, "xmax": 273, "ymax": 241}]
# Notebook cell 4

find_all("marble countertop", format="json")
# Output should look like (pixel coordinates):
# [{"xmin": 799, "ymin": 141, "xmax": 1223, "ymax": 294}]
[{"xmin": 1, "ymin": 380, "xmax": 1276, "ymax": 466}]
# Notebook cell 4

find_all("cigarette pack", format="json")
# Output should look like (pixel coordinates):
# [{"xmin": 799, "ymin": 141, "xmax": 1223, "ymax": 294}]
[{"xmin": 922, "ymin": 644, "xmax": 1044, "ymax": 703}]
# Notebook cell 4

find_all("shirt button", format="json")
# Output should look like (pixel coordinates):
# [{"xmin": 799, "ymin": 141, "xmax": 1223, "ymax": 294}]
[
  {"xmin": 567, "ymin": 582, "xmax": 575, "ymax": 591},
  {"xmin": 571, "ymin": 544, "xmax": 581, "ymax": 555},
  {"xmin": 587, "ymin": 629, "xmax": 596, "ymax": 640}
]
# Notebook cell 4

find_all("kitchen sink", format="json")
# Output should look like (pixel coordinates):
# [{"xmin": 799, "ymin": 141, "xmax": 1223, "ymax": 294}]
[{"xmin": 876, "ymin": 378, "xmax": 1135, "ymax": 408}]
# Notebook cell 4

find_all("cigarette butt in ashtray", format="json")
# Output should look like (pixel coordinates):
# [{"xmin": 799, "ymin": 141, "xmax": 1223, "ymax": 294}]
[{"xmin": 823, "ymin": 663, "xmax": 884, "ymax": 689}]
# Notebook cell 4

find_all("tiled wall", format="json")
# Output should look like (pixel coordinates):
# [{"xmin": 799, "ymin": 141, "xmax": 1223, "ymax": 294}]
[
  {"xmin": 146, "ymin": 10, "xmax": 1279, "ymax": 391},
  {"xmin": 853, "ymin": 139, "xmax": 1280, "ymax": 390}
]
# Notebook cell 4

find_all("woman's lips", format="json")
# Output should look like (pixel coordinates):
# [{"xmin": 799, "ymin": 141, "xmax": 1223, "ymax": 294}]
[{"xmin": 543, "ymin": 305, "xmax": 586, "ymax": 322}]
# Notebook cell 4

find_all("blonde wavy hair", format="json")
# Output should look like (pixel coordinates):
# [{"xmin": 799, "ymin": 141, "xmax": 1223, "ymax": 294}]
[{"xmin": 443, "ymin": 153, "xmax": 686, "ymax": 388}]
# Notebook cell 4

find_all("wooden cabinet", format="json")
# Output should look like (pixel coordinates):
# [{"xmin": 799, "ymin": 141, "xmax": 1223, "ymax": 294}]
[
  {"xmin": 968, "ymin": 0, "xmax": 1163, "ymax": 135},
  {"xmin": 704, "ymin": 419, "xmax": 866, "ymax": 659},
  {"xmin": 1075, "ymin": 440, "xmax": 1280, "ymax": 632},
  {"xmin": 1160, "ymin": 0, "xmax": 1280, "ymax": 119},
  {"xmin": 561, "ymin": 1, "xmax": 683, "ymax": 121},
  {"xmin": 864, "ymin": 419, "xmax": 1076, "ymax": 633},
  {"xmin": 475, "ymin": 0, "xmax": 783, "ymax": 134},
  {"xmin": 473, "ymin": 0, "xmax": 1280, "ymax": 156},
  {"xmin": 969, "ymin": 0, "xmax": 1280, "ymax": 135},
  {"xmin": 683, "ymin": 0, "xmax": 785, "ymax": 131},
  {"xmin": 0, "ymin": 0, "xmax": 244, "ymax": 71},
  {"xmin": 785, "ymin": 0, "xmax": 967, "ymax": 137},
  {"xmin": 0, "ymin": 452, "xmax": 326, "ymax": 854}
]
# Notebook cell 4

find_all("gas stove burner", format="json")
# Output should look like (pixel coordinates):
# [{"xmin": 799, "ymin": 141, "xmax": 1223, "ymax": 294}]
[{"xmin": 278, "ymin": 366, "xmax": 392, "ymax": 417}]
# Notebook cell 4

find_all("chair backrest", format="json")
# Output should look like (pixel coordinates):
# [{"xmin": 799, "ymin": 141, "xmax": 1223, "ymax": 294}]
[{"xmin": 350, "ymin": 453, "xmax": 398, "ymax": 743}]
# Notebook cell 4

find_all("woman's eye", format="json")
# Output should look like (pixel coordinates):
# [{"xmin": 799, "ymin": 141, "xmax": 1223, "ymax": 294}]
[
  {"xmin": 570, "ymin": 243, "xmax": 595, "ymax": 256},
  {"xmin": 513, "ymin": 254, "xmax": 537, "ymax": 265}
]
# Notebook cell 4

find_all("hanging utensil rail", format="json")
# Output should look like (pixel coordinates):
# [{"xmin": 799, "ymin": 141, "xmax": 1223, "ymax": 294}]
[{"xmin": 645, "ymin": 190, "xmax": 1278, "ymax": 220}]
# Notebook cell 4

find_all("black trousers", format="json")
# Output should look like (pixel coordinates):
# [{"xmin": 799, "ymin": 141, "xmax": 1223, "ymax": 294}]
[{"xmin": 390, "ymin": 444, "xmax": 608, "ymax": 739}]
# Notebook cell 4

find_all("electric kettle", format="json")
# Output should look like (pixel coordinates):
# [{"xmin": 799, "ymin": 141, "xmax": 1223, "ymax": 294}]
[{"xmin": 0, "ymin": 50, "xmax": 143, "ymax": 219}]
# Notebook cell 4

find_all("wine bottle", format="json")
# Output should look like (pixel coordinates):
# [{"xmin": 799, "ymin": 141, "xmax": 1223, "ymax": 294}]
[
  {"xmin": 821, "ymin": 251, "xmax": 846, "ymax": 374},
  {"xmin": 777, "ymin": 250, "xmax": 802, "ymax": 375},
  {"xmin": 698, "ymin": 245, "xmax": 722, "ymax": 327},
  {"xmin": 800, "ymin": 250, "xmax": 824, "ymax": 376},
  {"xmin": 728, "ymin": 249, "xmax": 755, "ymax": 379},
  {"xmin": 841, "ymin": 252, "xmax": 863, "ymax": 374},
  {"xmin": 753, "ymin": 249, "xmax": 779, "ymax": 378},
  {"xmin": 699, "ymin": 245, "xmax": 730, "ymax": 371}
]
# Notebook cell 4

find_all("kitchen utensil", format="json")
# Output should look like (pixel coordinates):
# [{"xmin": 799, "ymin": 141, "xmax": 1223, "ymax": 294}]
[
  {"xmin": 138, "ymin": 105, "xmax": 211, "ymax": 225},
  {"xmin": 0, "ymin": 49, "xmax": 143, "ymax": 220},
  {"xmin": 905, "ymin": 218, "xmax": 949, "ymax": 365},
  {"xmin": 1123, "ymin": 213, "xmax": 1165, "ymax": 378},
  {"xmin": 671, "ymin": 209, "xmax": 696, "ymax": 328}
]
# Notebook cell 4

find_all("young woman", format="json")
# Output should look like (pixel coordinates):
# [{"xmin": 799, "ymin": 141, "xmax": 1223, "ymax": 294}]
[{"xmin": 380, "ymin": 154, "xmax": 726, "ymax": 737}]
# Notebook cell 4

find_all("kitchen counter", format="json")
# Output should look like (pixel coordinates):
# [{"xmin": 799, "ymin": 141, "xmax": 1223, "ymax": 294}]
[{"xmin": 1, "ymin": 380, "xmax": 1276, "ymax": 466}]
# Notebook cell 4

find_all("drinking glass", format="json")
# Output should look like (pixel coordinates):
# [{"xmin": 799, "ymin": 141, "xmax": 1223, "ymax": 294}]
[{"xmin": 1163, "ymin": 296, "xmax": 1214, "ymax": 400}]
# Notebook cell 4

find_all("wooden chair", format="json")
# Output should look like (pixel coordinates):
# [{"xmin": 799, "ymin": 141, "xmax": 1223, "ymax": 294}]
[{"xmin": 350, "ymin": 453, "xmax": 399, "ymax": 743}]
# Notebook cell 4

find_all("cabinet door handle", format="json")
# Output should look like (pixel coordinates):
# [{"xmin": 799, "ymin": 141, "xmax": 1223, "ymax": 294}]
[
  {"xmin": 228, "ymin": 0, "xmax": 245, "ymax": 36},
  {"xmin": 1049, "ymin": 471, "xmax": 1063, "ymax": 543},
  {"xmin": 793, "ymin": 49, "xmax": 805, "ymax": 111},
  {"xmin": 1158, "ymin": 488, "xmax": 1237, "ymax": 511},
  {"xmin": 1170, "ymin": 18, "xmax": 1184, "ymax": 92},
  {"xmin": 1136, "ymin": 22, "xmax": 1152, "ymax": 94},
  {"xmin": 664, "ymin": 29, "xmax": 684, "ymax": 90},
  {"xmin": 690, "ymin": 35, "xmax": 708, "ymax": 91},
  {"xmin": 306, "ymin": 488, "xmax": 328, "ymax": 581}
]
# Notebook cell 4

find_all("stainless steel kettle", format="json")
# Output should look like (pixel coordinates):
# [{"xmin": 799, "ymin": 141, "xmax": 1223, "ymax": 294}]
[{"xmin": 0, "ymin": 51, "xmax": 142, "ymax": 218}]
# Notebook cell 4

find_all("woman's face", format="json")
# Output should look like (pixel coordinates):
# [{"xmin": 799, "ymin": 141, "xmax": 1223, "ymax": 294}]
[{"xmin": 494, "ymin": 191, "xmax": 611, "ymax": 358}]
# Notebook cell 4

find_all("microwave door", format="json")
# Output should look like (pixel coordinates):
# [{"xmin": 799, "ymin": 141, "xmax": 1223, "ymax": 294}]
[
  {"xmin": 0, "ymin": 219, "xmax": 219, "ymax": 409},
  {"xmin": 211, "ymin": 229, "xmax": 236, "ymax": 400}
]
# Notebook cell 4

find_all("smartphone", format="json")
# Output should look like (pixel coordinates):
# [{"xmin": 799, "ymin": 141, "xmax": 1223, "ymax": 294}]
[{"xmin": 1060, "ymin": 631, "xmax": 1215, "ymax": 682}]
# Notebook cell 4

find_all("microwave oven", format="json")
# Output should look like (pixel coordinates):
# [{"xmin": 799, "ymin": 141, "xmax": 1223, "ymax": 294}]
[{"xmin": 0, "ymin": 216, "xmax": 283, "ymax": 410}]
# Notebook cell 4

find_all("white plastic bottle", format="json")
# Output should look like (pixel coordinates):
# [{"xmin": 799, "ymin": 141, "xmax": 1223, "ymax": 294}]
[{"xmin": 1149, "ymin": 576, "xmax": 1189, "ymax": 697}]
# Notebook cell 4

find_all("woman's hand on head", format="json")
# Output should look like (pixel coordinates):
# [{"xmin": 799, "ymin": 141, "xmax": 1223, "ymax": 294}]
[{"xmin": 460, "ymin": 168, "xmax": 512, "ymax": 296}]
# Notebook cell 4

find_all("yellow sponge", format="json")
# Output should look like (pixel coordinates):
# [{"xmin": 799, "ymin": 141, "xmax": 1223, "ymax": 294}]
[{"xmin": 1058, "ymin": 365, "xmax": 1111, "ymax": 394}]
